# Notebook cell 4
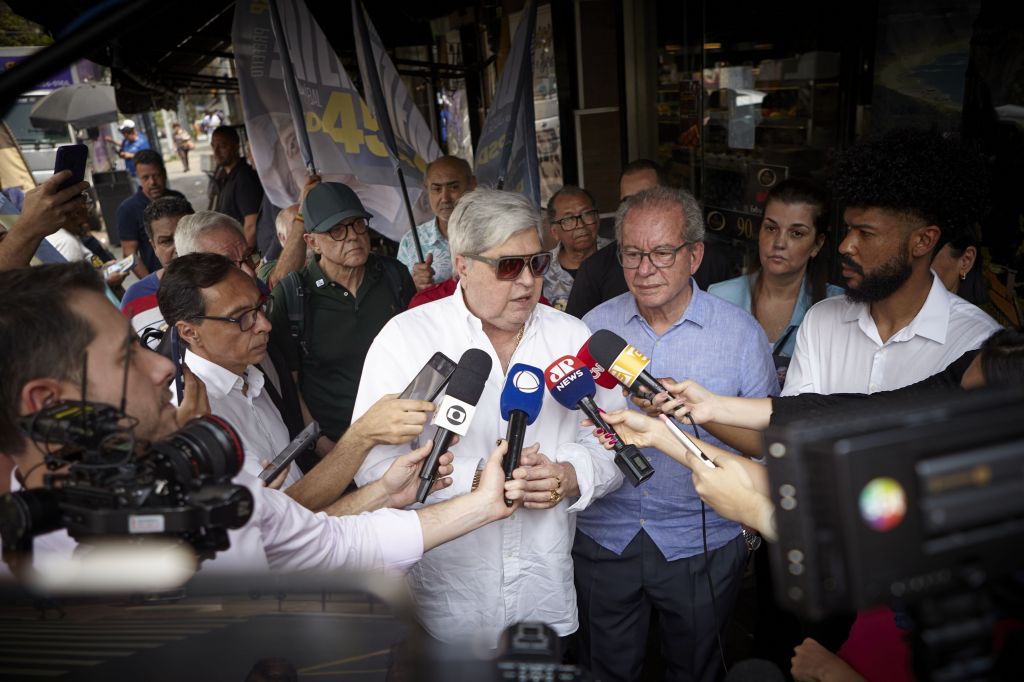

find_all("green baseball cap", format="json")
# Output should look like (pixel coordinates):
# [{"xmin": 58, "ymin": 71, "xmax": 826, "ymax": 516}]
[{"xmin": 302, "ymin": 182, "xmax": 372, "ymax": 234}]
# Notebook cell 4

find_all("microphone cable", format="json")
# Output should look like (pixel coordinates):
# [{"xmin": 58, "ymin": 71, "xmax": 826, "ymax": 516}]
[{"xmin": 680, "ymin": 413, "xmax": 729, "ymax": 676}]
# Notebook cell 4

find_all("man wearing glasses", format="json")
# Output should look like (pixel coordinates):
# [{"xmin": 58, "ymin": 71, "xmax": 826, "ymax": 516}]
[
  {"xmin": 158, "ymin": 252, "xmax": 303, "ymax": 489},
  {"xmin": 543, "ymin": 186, "xmax": 611, "ymax": 311},
  {"xmin": 269, "ymin": 182, "xmax": 415, "ymax": 447},
  {"xmin": 353, "ymin": 187, "xmax": 626, "ymax": 650},
  {"xmin": 575, "ymin": 186, "xmax": 778, "ymax": 682}
]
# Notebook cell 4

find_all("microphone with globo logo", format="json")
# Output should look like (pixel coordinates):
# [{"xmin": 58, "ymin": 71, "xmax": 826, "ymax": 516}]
[
  {"xmin": 416, "ymin": 348, "xmax": 492, "ymax": 504},
  {"xmin": 545, "ymin": 355, "xmax": 654, "ymax": 486},
  {"xmin": 586, "ymin": 330, "xmax": 669, "ymax": 398},
  {"xmin": 499, "ymin": 364, "xmax": 546, "ymax": 506}
]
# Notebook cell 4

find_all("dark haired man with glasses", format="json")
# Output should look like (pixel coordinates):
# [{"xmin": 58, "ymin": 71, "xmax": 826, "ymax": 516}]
[
  {"xmin": 269, "ymin": 182, "xmax": 415, "ymax": 445},
  {"xmin": 159, "ymin": 252, "xmax": 304, "ymax": 489},
  {"xmin": 543, "ymin": 186, "xmax": 611, "ymax": 311},
  {"xmin": 575, "ymin": 186, "xmax": 778, "ymax": 682}
]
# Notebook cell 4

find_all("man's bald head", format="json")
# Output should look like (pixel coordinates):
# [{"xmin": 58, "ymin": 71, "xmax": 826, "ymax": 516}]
[{"xmin": 425, "ymin": 155, "xmax": 477, "ymax": 230}]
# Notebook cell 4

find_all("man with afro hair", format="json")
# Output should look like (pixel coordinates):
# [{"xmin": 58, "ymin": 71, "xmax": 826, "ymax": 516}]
[{"xmin": 782, "ymin": 128, "xmax": 1001, "ymax": 397}]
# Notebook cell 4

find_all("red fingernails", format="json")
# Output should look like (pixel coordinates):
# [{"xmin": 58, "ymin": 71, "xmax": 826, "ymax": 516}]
[{"xmin": 595, "ymin": 429, "xmax": 605, "ymax": 435}]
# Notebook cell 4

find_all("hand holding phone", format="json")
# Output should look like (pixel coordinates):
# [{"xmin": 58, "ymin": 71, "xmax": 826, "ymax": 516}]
[
  {"xmin": 54, "ymin": 144, "xmax": 89, "ymax": 192},
  {"xmin": 104, "ymin": 253, "xmax": 136, "ymax": 275},
  {"xmin": 399, "ymin": 352, "xmax": 457, "ymax": 402},
  {"xmin": 259, "ymin": 421, "xmax": 320, "ymax": 484},
  {"xmin": 660, "ymin": 414, "xmax": 717, "ymax": 469}
]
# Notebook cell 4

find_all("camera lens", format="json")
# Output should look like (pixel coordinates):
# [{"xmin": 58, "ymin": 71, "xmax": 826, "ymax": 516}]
[
  {"xmin": 150, "ymin": 416, "xmax": 245, "ymax": 483},
  {"xmin": 0, "ymin": 489, "xmax": 63, "ymax": 548}
]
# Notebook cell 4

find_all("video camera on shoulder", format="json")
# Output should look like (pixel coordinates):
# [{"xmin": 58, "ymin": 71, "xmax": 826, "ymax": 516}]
[{"xmin": 0, "ymin": 399, "xmax": 253, "ymax": 573}]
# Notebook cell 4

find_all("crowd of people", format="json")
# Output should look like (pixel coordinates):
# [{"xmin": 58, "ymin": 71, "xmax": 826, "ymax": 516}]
[{"xmin": 0, "ymin": 124, "xmax": 1019, "ymax": 682}]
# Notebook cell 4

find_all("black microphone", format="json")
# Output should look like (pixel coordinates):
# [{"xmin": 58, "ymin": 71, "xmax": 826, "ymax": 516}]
[
  {"xmin": 587, "ymin": 329, "xmax": 668, "ymax": 398},
  {"xmin": 499, "ymin": 364, "xmax": 545, "ymax": 506},
  {"xmin": 416, "ymin": 348, "xmax": 492, "ymax": 504}
]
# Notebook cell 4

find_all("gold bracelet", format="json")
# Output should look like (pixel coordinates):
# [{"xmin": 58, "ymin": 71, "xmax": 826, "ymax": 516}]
[{"xmin": 294, "ymin": 213, "xmax": 304, "ymax": 221}]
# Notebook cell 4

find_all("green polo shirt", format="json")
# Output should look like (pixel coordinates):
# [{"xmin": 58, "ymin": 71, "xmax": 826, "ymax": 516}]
[{"xmin": 269, "ymin": 254, "xmax": 414, "ymax": 440}]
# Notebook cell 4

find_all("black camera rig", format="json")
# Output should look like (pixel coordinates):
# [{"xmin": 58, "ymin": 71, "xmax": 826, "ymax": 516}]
[{"xmin": 0, "ymin": 399, "xmax": 254, "ymax": 575}]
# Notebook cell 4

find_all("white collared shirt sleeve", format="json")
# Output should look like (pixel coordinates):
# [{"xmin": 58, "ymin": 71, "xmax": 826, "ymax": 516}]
[
  {"xmin": 781, "ymin": 305, "xmax": 819, "ymax": 397},
  {"xmin": 351, "ymin": 316, "xmax": 422, "ymax": 487},
  {"xmin": 249, "ymin": 475, "xmax": 424, "ymax": 573}
]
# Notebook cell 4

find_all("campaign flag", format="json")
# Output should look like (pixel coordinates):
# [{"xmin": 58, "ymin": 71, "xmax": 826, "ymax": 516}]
[
  {"xmin": 232, "ymin": 0, "xmax": 432, "ymax": 242},
  {"xmin": 474, "ymin": 1, "xmax": 539, "ymax": 207},
  {"xmin": 351, "ymin": 0, "xmax": 441, "ymax": 177}
]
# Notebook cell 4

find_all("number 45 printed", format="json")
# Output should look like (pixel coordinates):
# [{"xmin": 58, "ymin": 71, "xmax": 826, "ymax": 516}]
[{"xmin": 306, "ymin": 91, "xmax": 388, "ymax": 157}]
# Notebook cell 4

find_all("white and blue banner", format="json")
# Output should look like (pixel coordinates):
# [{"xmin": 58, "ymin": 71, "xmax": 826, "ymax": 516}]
[
  {"xmin": 232, "ymin": 0, "xmax": 432, "ymax": 241},
  {"xmin": 352, "ymin": 0, "xmax": 441, "ymax": 177},
  {"xmin": 474, "ymin": 1, "xmax": 540, "ymax": 207}
]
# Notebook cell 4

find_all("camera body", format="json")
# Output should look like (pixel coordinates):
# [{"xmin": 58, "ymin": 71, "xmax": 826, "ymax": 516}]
[{"xmin": 0, "ymin": 401, "xmax": 254, "ymax": 568}]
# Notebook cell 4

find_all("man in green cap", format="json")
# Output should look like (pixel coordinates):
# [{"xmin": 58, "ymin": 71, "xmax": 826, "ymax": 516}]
[{"xmin": 269, "ymin": 182, "xmax": 415, "ymax": 448}]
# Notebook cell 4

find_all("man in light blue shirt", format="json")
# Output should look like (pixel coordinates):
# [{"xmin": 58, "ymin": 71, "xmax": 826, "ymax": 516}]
[
  {"xmin": 577, "ymin": 186, "xmax": 778, "ymax": 682},
  {"xmin": 396, "ymin": 155, "xmax": 475, "ymax": 291}
]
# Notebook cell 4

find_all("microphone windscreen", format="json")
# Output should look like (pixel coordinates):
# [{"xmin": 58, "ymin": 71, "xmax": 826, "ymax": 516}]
[
  {"xmin": 586, "ymin": 329, "xmax": 630, "ymax": 369},
  {"xmin": 544, "ymin": 355, "xmax": 596, "ymax": 410},
  {"xmin": 585, "ymin": 330, "xmax": 651, "ymax": 390},
  {"xmin": 433, "ymin": 349, "xmax": 492, "ymax": 435},
  {"xmin": 577, "ymin": 340, "xmax": 620, "ymax": 390},
  {"xmin": 445, "ymin": 349, "xmax": 492, "ymax": 404},
  {"xmin": 500, "ymin": 364, "xmax": 545, "ymax": 425}
]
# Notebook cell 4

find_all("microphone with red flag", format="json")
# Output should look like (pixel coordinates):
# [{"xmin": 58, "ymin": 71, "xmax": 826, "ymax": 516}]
[
  {"xmin": 545, "ymin": 355, "xmax": 654, "ymax": 486},
  {"xmin": 576, "ymin": 339, "xmax": 619, "ymax": 390}
]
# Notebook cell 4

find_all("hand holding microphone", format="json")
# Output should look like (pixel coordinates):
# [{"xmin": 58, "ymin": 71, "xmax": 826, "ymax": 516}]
[
  {"xmin": 499, "ymin": 364, "xmax": 545, "ymax": 506},
  {"xmin": 416, "ymin": 349, "xmax": 492, "ymax": 504},
  {"xmin": 585, "ymin": 330, "xmax": 670, "ymax": 399},
  {"xmin": 545, "ymin": 355, "xmax": 654, "ymax": 486}
]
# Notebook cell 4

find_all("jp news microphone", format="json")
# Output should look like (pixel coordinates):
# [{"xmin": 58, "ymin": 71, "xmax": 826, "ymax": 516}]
[
  {"xmin": 499, "ymin": 364, "xmax": 546, "ymax": 506},
  {"xmin": 586, "ymin": 329, "xmax": 669, "ymax": 398},
  {"xmin": 545, "ymin": 355, "xmax": 654, "ymax": 486},
  {"xmin": 416, "ymin": 348, "xmax": 492, "ymax": 503}
]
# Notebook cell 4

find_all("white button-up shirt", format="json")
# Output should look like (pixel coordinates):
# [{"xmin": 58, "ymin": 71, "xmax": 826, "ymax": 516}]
[
  {"xmin": 5, "ymin": 470, "xmax": 424, "ymax": 576},
  {"xmin": 173, "ymin": 350, "xmax": 302, "ymax": 489},
  {"xmin": 353, "ymin": 283, "xmax": 625, "ymax": 647},
  {"xmin": 782, "ymin": 273, "xmax": 1001, "ymax": 396}
]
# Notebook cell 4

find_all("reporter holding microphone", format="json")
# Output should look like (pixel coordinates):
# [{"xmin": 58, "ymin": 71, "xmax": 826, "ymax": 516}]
[{"xmin": 352, "ymin": 188, "xmax": 626, "ymax": 650}]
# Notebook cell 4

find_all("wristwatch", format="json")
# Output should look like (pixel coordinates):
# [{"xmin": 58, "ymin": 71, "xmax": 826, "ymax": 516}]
[{"xmin": 741, "ymin": 526, "xmax": 762, "ymax": 552}]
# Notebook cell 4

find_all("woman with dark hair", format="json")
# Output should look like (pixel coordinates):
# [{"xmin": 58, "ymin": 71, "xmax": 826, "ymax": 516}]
[
  {"xmin": 931, "ymin": 225, "xmax": 989, "ymax": 305},
  {"xmin": 709, "ymin": 178, "xmax": 844, "ymax": 385}
]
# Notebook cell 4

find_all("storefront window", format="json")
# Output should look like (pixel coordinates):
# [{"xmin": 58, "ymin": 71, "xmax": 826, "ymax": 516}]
[{"xmin": 655, "ymin": 0, "xmax": 848, "ymax": 273}]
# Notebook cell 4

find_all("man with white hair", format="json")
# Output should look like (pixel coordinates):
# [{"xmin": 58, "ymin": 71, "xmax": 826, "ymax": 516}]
[
  {"xmin": 577, "ymin": 186, "xmax": 777, "ymax": 682},
  {"xmin": 353, "ymin": 187, "xmax": 626, "ymax": 649}
]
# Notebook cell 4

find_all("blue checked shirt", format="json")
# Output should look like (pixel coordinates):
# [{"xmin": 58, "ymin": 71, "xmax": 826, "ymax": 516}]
[{"xmin": 580, "ymin": 281, "xmax": 780, "ymax": 559}]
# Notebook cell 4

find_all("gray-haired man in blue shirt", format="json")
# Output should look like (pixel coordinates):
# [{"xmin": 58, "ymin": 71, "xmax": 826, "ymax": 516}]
[{"xmin": 576, "ymin": 186, "xmax": 778, "ymax": 682}]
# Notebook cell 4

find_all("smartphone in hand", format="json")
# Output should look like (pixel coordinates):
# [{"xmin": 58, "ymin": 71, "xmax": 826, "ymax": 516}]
[
  {"xmin": 54, "ymin": 144, "xmax": 89, "ymax": 191},
  {"xmin": 259, "ymin": 421, "xmax": 320, "ymax": 484}
]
